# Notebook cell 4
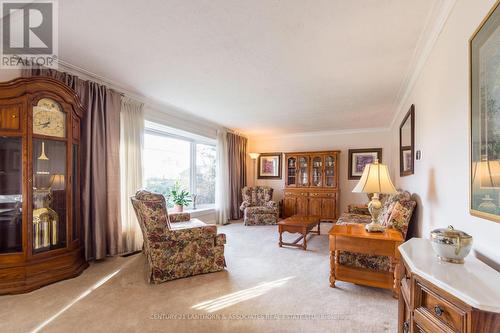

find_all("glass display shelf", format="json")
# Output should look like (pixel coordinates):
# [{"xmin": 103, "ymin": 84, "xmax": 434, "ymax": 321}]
[
  {"xmin": 0, "ymin": 137, "xmax": 23, "ymax": 254},
  {"xmin": 32, "ymin": 139, "xmax": 67, "ymax": 254},
  {"xmin": 312, "ymin": 156, "xmax": 323, "ymax": 187},
  {"xmin": 299, "ymin": 157, "xmax": 309, "ymax": 186},
  {"xmin": 287, "ymin": 157, "xmax": 297, "ymax": 186},
  {"xmin": 325, "ymin": 155, "xmax": 336, "ymax": 187}
]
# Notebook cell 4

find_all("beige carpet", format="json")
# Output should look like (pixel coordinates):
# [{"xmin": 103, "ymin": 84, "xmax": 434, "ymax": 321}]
[{"xmin": 0, "ymin": 221, "xmax": 397, "ymax": 333}]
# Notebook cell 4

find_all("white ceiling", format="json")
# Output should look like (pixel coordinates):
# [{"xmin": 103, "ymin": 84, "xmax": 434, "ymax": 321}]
[{"xmin": 58, "ymin": 0, "xmax": 436, "ymax": 136}]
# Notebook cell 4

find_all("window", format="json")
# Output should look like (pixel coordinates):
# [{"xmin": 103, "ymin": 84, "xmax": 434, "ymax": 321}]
[
  {"xmin": 195, "ymin": 144, "xmax": 216, "ymax": 207},
  {"xmin": 143, "ymin": 122, "xmax": 216, "ymax": 209}
]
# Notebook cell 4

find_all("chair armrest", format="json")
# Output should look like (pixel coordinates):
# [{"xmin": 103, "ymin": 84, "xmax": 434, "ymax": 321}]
[
  {"xmin": 215, "ymin": 233, "xmax": 226, "ymax": 246},
  {"xmin": 146, "ymin": 227, "xmax": 225, "ymax": 266},
  {"xmin": 265, "ymin": 201, "xmax": 277, "ymax": 209},
  {"xmin": 169, "ymin": 212, "xmax": 191, "ymax": 223},
  {"xmin": 240, "ymin": 200, "xmax": 251, "ymax": 211},
  {"xmin": 347, "ymin": 204, "xmax": 370, "ymax": 215},
  {"xmin": 166, "ymin": 225, "xmax": 218, "ymax": 242}
]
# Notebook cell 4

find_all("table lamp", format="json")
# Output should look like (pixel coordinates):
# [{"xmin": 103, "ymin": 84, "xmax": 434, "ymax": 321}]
[
  {"xmin": 50, "ymin": 174, "xmax": 65, "ymax": 190},
  {"xmin": 352, "ymin": 159, "xmax": 397, "ymax": 232},
  {"xmin": 472, "ymin": 156, "xmax": 500, "ymax": 213}
]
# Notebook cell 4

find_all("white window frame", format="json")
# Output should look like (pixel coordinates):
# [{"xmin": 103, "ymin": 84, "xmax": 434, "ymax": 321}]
[{"xmin": 144, "ymin": 121, "xmax": 216, "ymax": 210}]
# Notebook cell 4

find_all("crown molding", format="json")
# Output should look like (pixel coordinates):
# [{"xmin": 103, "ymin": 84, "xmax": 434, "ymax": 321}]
[
  {"xmin": 389, "ymin": 0, "xmax": 457, "ymax": 129},
  {"xmin": 57, "ymin": 59, "xmax": 224, "ymax": 132},
  {"xmin": 227, "ymin": 128, "xmax": 249, "ymax": 138},
  {"xmin": 247, "ymin": 126, "xmax": 391, "ymax": 141}
]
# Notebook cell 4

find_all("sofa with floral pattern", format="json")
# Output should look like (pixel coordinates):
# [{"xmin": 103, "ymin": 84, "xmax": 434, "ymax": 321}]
[
  {"xmin": 336, "ymin": 190, "xmax": 416, "ymax": 272},
  {"xmin": 240, "ymin": 186, "xmax": 279, "ymax": 225},
  {"xmin": 131, "ymin": 190, "xmax": 226, "ymax": 283}
]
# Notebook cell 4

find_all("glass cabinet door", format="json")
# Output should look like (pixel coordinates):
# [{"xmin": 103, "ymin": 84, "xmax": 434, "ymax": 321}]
[
  {"xmin": 286, "ymin": 156, "xmax": 297, "ymax": 186},
  {"xmin": 32, "ymin": 139, "xmax": 67, "ymax": 253},
  {"xmin": 325, "ymin": 155, "xmax": 336, "ymax": 187},
  {"xmin": 0, "ymin": 137, "xmax": 23, "ymax": 253},
  {"xmin": 72, "ymin": 144, "xmax": 79, "ymax": 241},
  {"xmin": 298, "ymin": 156, "xmax": 309, "ymax": 186},
  {"xmin": 311, "ymin": 156, "xmax": 323, "ymax": 187}
]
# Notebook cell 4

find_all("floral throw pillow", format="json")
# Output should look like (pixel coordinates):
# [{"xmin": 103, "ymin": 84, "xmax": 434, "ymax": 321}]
[
  {"xmin": 387, "ymin": 201, "xmax": 416, "ymax": 239},
  {"xmin": 379, "ymin": 201, "xmax": 396, "ymax": 227}
]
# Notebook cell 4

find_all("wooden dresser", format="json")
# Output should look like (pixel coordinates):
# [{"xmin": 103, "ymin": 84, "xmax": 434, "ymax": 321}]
[
  {"xmin": 398, "ymin": 238, "xmax": 500, "ymax": 333},
  {"xmin": 283, "ymin": 151, "xmax": 339, "ymax": 221}
]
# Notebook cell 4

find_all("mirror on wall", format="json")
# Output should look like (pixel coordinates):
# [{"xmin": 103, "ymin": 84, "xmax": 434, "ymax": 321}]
[{"xmin": 400, "ymin": 104, "xmax": 415, "ymax": 176}]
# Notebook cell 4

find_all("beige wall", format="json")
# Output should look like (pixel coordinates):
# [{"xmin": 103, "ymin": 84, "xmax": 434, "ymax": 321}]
[
  {"xmin": 247, "ymin": 0, "xmax": 500, "ymax": 269},
  {"xmin": 0, "ymin": 69, "xmax": 21, "ymax": 82},
  {"xmin": 247, "ymin": 129, "xmax": 392, "ymax": 215},
  {"xmin": 390, "ymin": 0, "xmax": 500, "ymax": 268}
]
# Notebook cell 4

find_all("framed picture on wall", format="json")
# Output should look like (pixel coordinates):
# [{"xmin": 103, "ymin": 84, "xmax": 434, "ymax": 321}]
[
  {"xmin": 348, "ymin": 148, "xmax": 382, "ymax": 180},
  {"xmin": 402, "ymin": 149, "xmax": 412, "ymax": 174},
  {"xmin": 470, "ymin": 2, "xmax": 500, "ymax": 222},
  {"xmin": 258, "ymin": 153, "xmax": 282, "ymax": 179},
  {"xmin": 400, "ymin": 105, "xmax": 415, "ymax": 176}
]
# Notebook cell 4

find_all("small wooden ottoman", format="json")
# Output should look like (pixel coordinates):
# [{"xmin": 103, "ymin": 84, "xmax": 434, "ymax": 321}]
[{"xmin": 278, "ymin": 215, "xmax": 321, "ymax": 250}]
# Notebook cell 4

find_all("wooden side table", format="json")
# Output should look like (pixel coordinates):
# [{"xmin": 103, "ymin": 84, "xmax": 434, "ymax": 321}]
[{"xmin": 329, "ymin": 224, "xmax": 404, "ymax": 298}]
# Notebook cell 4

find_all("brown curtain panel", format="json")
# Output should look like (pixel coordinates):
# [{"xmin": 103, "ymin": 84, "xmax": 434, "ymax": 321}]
[
  {"xmin": 227, "ymin": 132, "xmax": 247, "ymax": 220},
  {"xmin": 23, "ymin": 68, "xmax": 122, "ymax": 260}
]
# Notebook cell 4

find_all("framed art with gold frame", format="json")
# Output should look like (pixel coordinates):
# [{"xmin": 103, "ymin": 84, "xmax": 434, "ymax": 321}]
[{"xmin": 470, "ymin": 1, "xmax": 500, "ymax": 222}]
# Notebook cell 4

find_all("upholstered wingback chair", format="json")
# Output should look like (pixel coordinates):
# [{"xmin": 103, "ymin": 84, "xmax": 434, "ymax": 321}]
[
  {"xmin": 336, "ymin": 190, "xmax": 416, "ymax": 272},
  {"xmin": 131, "ymin": 190, "xmax": 226, "ymax": 284},
  {"xmin": 240, "ymin": 186, "xmax": 279, "ymax": 226}
]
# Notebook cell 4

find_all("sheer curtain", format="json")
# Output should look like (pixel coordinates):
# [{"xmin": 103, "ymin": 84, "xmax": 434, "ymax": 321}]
[
  {"xmin": 215, "ymin": 129, "xmax": 230, "ymax": 225},
  {"xmin": 120, "ymin": 96, "xmax": 144, "ymax": 253}
]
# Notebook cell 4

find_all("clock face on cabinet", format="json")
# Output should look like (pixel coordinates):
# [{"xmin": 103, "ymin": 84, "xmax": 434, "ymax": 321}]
[{"xmin": 33, "ymin": 98, "xmax": 66, "ymax": 138}]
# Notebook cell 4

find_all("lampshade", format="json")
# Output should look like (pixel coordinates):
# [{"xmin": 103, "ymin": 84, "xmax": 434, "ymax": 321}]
[
  {"xmin": 249, "ymin": 152, "xmax": 260, "ymax": 160},
  {"xmin": 352, "ymin": 161, "xmax": 397, "ymax": 194},
  {"xmin": 50, "ymin": 174, "xmax": 65, "ymax": 190},
  {"xmin": 472, "ymin": 158, "xmax": 500, "ymax": 188}
]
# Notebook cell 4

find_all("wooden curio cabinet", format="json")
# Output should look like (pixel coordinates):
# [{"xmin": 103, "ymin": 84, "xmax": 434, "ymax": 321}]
[
  {"xmin": 285, "ymin": 156, "xmax": 297, "ymax": 187},
  {"xmin": 0, "ymin": 77, "xmax": 88, "ymax": 294},
  {"xmin": 283, "ymin": 151, "xmax": 340, "ymax": 221}
]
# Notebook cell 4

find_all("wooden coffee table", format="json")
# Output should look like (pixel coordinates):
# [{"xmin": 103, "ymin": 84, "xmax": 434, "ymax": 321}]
[
  {"xmin": 329, "ymin": 224, "xmax": 404, "ymax": 298},
  {"xmin": 278, "ymin": 215, "xmax": 321, "ymax": 250}
]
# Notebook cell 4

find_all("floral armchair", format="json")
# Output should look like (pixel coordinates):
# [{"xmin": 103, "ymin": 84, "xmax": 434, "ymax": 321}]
[
  {"xmin": 131, "ymin": 190, "xmax": 226, "ymax": 284},
  {"xmin": 240, "ymin": 186, "xmax": 279, "ymax": 226},
  {"xmin": 336, "ymin": 190, "xmax": 416, "ymax": 272}
]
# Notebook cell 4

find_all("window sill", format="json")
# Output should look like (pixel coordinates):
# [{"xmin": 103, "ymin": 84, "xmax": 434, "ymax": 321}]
[{"xmin": 185, "ymin": 207, "xmax": 215, "ymax": 217}]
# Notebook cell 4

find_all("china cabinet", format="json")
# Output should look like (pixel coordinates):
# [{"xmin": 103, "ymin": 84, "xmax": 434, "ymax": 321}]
[
  {"xmin": 283, "ymin": 151, "xmax": 340, "ymax": 221},
  {"xmin": 0, "ymin": 77, "xmax": 87, "ymax": 294}
]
